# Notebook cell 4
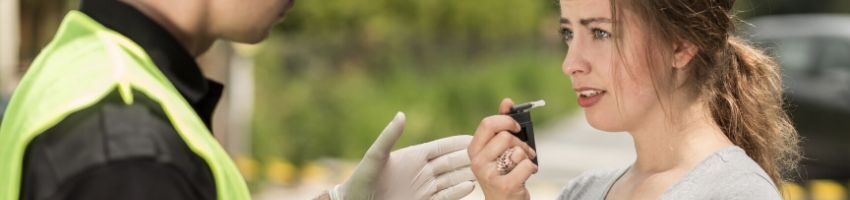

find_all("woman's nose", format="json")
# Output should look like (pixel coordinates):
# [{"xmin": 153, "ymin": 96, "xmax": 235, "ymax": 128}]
[{"xmin": 562, "ymin": 44, "xmax": 591, "ymax": 77}]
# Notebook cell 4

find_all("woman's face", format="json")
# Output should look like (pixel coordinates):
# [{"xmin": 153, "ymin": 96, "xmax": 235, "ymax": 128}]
[
  {"xmin": 211, "ymin": 0, "xmax": 295, "ymax": 43},
  {"xmin": 560, "ymin": 0, "xmax": 663, "ymax": 132}
]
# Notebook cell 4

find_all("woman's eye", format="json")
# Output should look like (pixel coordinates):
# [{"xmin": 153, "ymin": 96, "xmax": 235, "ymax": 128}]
[
  {"xmin": 560, "ymin": 28, "xmax": 574, "ymax": 43},
  {"xmin": 592, "ymin": 28, "xmax": 611, "ymax": 40}
]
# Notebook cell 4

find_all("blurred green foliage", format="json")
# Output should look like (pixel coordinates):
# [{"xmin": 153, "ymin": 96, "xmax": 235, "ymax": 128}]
[
  {"xmin": 250, "ymin": 0, "xmax": 572, "ymax": 167},
  {"xmin": 253, "ymin": 45, "xmax": 574, "ymax": 165},
  {"xmin": 273, "ymin": 0, "xmax": 559, "ymax": 70}
]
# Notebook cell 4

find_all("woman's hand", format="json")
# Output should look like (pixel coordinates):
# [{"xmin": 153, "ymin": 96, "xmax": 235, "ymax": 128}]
[{"xmin": 468, "ymin": 98, "xmax": 539, "ymax": 200}]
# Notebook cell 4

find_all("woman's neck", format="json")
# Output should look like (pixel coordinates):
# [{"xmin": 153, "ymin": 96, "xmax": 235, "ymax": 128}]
[
  {"xmin": 121, "ymin": 0, "xmax": 215, "ymax": 57},
  {"xmin": 628, "ymin": 99, "xmax": 733, "ymax": 174}
]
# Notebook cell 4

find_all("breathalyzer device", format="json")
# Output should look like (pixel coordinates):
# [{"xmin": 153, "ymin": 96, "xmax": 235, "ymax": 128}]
[{"xmin": 506, "ymin": 99, "xmax": 545, "ymax": 165}]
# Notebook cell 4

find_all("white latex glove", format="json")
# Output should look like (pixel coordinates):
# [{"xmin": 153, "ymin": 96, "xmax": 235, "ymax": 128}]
[{"xmin": 330, "ymin": 112, "xmax": 476, "ymax": 200}]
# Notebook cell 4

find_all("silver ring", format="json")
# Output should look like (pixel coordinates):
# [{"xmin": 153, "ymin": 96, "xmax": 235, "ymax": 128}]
[{"xmin": 496, "ymin": 148, "xmax": 515, "ymax": 175}]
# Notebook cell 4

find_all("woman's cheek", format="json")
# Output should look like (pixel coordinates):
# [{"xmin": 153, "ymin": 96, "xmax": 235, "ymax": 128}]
[{"xmin": 620, "ymin": 71, "xmax": 661, "ymax": 125}]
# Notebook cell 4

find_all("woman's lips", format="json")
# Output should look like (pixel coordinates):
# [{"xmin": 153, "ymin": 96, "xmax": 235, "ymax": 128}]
[{"xmin": 576, "ymin": 89, "xmax": 606, "ymax": 108}]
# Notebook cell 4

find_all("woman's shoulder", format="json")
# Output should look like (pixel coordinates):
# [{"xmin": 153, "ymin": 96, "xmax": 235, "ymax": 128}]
[
  {"xmin": 558, "ymin": 168, "xmax": 627, "ymax": 200},
  {"xmin": 661, "ymin": 146, "xmax": 782, "ymax": 199}
]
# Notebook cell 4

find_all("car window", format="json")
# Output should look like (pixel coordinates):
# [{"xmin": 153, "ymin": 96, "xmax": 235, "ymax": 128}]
[
  {"xmin": 764, "ymin": 38, "xmax": 816, "ymax": 71},
  {"xmin": 819, "ymin": 39, "xmax": 850, "ymax": 71}
]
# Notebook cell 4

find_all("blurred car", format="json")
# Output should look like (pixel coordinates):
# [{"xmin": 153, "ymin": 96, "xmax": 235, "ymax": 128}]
[{"xmin": 745, "ymin": 14, "xmax": 850, "ymax": 181}]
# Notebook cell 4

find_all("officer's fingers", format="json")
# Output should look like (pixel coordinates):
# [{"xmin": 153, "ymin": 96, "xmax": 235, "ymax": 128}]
[
  {"xmin": 505, "ymin": 159, "xmax": 538, "ymax": 185},
  {"xmin": 468, "ymin": 115, "xmax": 521, "ymax": 157},
  {"xmin": 352, "ymin": 112, "xmax": 405, "ymax": 181},
  {"xmin": 429, "ymin": 150, "xmax": 470, "ymax": 176},
  {"xmin": 431, "ymin": 181, "xmax": 476, "ymax": 200},
  {"xmin": 499, "ymin": 98, "xmax": 514, "ymax": 114},
  {"xmin": 364, "ymin": 112, "xmax": 406, "ymax": 161},
  {"xmin": 425, "ymin": 135, "xmax": 472, "ymax": 160},
  {"xmin": 432, "ymin": 167, "xmax": 476, "ymax": 194}
]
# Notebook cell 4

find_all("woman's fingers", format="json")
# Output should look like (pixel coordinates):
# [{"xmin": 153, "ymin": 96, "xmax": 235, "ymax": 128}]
[
  {"xmin": 506, "ymin": 159, "xmax": 539, "ymax": 185},
  {"xmin": 469, "ymin": 115, "xmax": 521, "ymax": 157},
  {"xmin": 478, "ymin": 132, "xmax": 536, "ymax": 164},
  {"xmin": 468, "ymin": 98, "xmax": 517, "ymax": 157},
  {"xmin": 508, "ymin": 146, "xmax": 529, "ymax": 170},
  {"xmin": 493, "ymin": 146, "xmax": 529, "ymax": 176},
  {"xmin": 466, "ymin": 98, "xmax": 537, "ymax": 199},
  {"xmin": 499, "ymin": 98, "xmax": 514, "ymax": 114}
]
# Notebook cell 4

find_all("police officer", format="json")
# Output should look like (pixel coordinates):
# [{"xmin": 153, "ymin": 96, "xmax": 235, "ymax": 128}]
[{"xmin": 0, "ymin": 0, "xmax": 476, "ymax": 199}]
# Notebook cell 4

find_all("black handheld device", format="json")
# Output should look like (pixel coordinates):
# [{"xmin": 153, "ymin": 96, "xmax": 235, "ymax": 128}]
[{"xmin": 506, "ymin": 100, "xmax": 545, "ymax": 165}]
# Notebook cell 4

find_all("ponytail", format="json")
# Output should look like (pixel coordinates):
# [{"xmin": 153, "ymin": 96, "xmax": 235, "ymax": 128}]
[{"xmin": 709, "ymin": 36, "xmax": 800, "ymax": 184}]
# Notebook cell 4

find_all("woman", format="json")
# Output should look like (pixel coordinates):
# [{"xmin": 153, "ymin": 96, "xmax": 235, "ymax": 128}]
[{"xmin": 467, "ymin": 0, "xmax": 800, "ymax": 199}]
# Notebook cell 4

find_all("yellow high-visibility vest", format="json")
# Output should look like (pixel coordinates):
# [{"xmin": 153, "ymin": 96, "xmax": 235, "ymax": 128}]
[{"xmin": 0, "ymin": 11, "xmax": 250, "ymax": 200}]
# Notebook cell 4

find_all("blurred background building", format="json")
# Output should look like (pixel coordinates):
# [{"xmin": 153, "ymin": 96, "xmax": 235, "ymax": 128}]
[{"xmin": 1, "ymin": 0, "xmax": 849, "ymax": 199}]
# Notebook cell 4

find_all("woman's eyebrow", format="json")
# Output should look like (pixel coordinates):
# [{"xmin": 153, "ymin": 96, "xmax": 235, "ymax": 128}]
[{"xmin": 560, "ymin": 17, "xmax": 613, "ymax": 26}]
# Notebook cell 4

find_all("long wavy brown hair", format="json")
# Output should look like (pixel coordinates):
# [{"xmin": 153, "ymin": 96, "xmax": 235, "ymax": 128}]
[{"xmin": 608, "ymin": 0, "xmax": 801, "ymax": 184}]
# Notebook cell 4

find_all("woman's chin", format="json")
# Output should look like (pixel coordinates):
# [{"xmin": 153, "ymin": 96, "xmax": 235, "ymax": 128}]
[{"xmin": 584, "ymin": 111, "xmax": 626, "ymax": 132}]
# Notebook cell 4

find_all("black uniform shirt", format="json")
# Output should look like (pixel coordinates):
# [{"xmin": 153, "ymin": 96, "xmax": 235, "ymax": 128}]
[{"xmin": 20, "ymin": 0, "xmax": 222, "ymax": 199}]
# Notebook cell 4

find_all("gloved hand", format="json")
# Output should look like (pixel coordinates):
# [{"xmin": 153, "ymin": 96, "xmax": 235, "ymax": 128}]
[{"xmin": 329, "ymin": 112, "xmax": 476, "ymax": 200}]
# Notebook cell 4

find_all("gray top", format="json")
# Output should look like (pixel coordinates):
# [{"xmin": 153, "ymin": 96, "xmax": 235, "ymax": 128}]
[{"xmin": 557, "ymin": 146, "xmax": 782, "ymax": 200}]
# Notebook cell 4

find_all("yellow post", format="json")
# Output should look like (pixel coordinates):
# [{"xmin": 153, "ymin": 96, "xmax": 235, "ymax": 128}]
[
  {"xmin": 781, "ymin": 181, "xmax": 806, "ymax": 200},
  {"xmin": 809, "ymin": 179, "xmax": 847, "ymax": 200}
]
